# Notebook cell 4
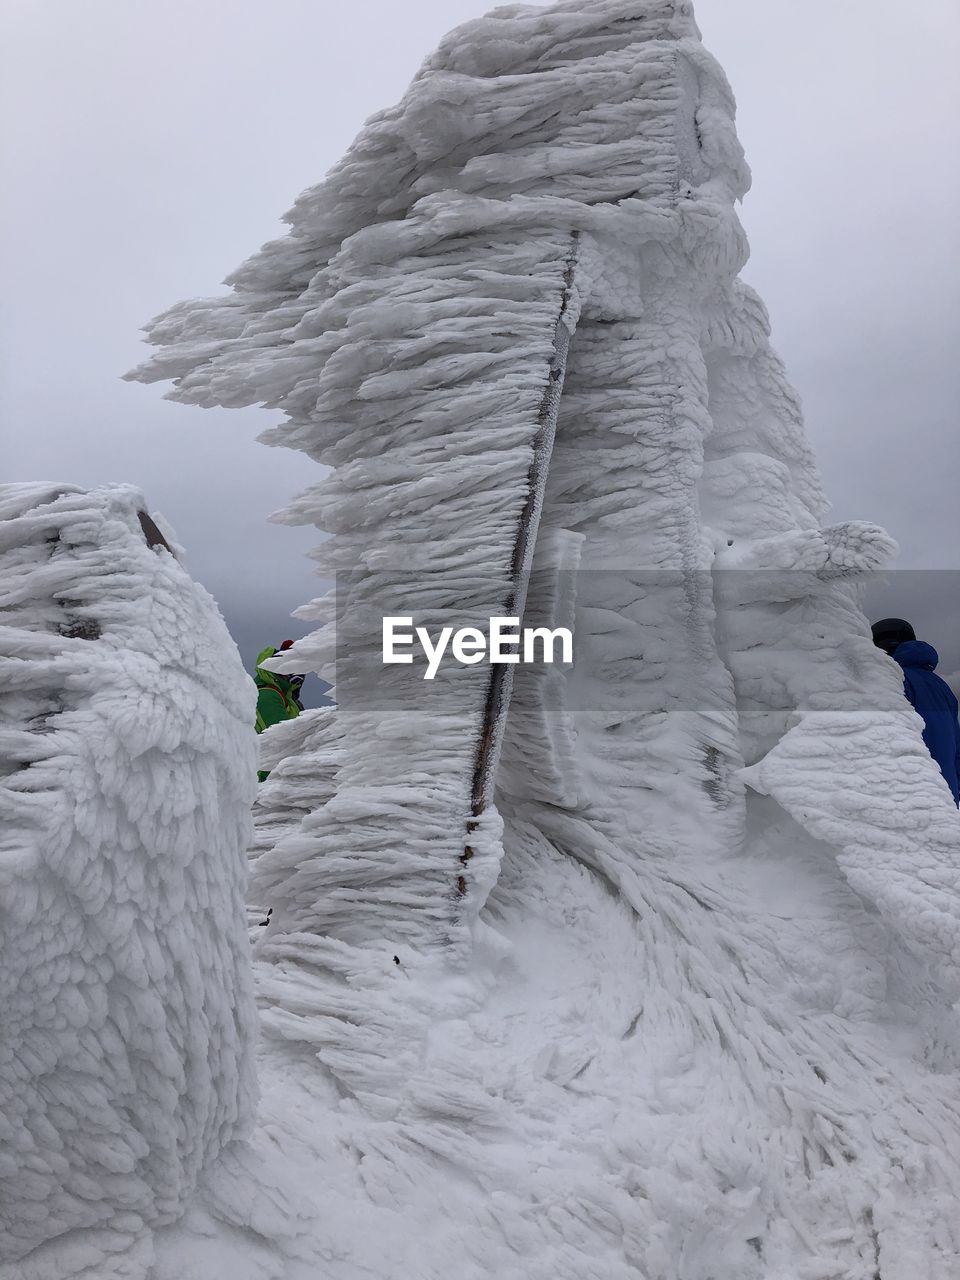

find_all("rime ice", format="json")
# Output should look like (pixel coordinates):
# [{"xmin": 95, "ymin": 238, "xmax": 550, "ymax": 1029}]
[
  {"xmin": 0, "ymin": 484, "xmax": 258, "ymax": 1273},
  {"xmin": 28, "ymin": 0, "xmax": 958, "ymax": 1275}
]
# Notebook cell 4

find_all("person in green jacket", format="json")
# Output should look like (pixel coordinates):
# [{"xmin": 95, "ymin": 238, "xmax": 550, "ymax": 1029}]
[{"xmin": 255, "ymin": 640, "xmax": 304, "ymax": 779}]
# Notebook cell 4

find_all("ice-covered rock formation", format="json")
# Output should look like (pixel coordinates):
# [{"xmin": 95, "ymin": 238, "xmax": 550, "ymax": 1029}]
[
  {"xmin": 0, "ymin": 484, "xmax": 259, "ymax": 1277},
  {"xmin": 127, "ymin": 1, "xmax": 960, "ymax": 1276}
]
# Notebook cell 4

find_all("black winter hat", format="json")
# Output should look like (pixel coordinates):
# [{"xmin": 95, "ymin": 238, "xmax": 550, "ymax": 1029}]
[{"xmin": 871, "ymin": 618, "xmax": 915, "ymax": 653}]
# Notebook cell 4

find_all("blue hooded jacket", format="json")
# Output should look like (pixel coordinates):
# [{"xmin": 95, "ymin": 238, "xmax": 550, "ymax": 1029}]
[{"xmin": 892, "ymin": 640, "xmax": 960, "ymax": 804}]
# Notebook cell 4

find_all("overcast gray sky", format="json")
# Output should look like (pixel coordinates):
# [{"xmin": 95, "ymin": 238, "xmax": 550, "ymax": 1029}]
[{"xmin": 2, "ymin": 0, "xmax": 959, "ymax": 681}]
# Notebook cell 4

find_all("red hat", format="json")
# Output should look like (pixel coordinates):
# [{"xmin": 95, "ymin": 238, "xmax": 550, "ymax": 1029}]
[{"xmin": 279, "ymin": 639, "xmax": 295, "ymax": 651}]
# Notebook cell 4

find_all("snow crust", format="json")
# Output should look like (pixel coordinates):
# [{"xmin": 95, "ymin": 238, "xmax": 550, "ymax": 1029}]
[
  {"xmin": 0, "ymin": 484, "xmax": 258, "ymax": 1274},
  {"xmin": 66, "ymin": 0, "xmax": 960, "ymax": 1275}
]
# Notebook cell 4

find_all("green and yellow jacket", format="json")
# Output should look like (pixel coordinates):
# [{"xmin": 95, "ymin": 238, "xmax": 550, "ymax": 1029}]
[{"xmin": 254, "ymin": 647, "xmax": 303, "ymax": 734}]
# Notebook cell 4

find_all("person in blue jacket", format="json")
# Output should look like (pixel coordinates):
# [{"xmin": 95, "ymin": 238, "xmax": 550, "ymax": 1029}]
[{"xmin": 872, "ymin": 618, "xmax": 960, "ymax": 804}]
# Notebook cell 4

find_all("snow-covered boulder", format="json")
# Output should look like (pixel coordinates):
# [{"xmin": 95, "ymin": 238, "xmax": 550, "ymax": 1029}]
[{"xmin": 0, "ymin": 484, "xmax": 258, "ymax": 1275}]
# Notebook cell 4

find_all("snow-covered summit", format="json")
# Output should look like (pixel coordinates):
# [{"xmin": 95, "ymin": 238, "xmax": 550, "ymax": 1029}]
[{"xmin": 18, "ymin": 0, "xmax": 960, "ymax": 1275}]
